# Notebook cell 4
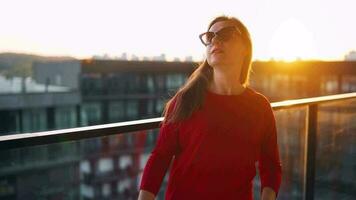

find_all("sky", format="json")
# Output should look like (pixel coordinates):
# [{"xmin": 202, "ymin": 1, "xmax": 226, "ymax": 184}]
[{"xmin": 0, "ymin": 0, "xmax": 355, "ymax": 61}]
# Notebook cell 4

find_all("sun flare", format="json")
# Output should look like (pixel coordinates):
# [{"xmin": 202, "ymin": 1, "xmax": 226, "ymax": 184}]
[{"xmin": 269, "ymin": 18, "xmax": 317, "ymax": 62}]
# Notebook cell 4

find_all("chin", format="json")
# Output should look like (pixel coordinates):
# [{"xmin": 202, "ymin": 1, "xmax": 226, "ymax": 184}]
[
  {"xmin": 208, "ymin": 54, "xmax": 231, "ymax": 65},
  {"xmin": 208, "ymin": 59, "xmax": 228, "ymax": 67}
]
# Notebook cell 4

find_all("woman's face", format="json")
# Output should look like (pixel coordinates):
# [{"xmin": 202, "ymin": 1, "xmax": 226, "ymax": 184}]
[{"xmin": 206, "ymin": 20, "xmax": 247, "ymax": 69}]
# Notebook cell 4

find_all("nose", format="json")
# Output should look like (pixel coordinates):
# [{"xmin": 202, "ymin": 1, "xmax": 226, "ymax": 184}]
[{"xmin": 210, "ymin": 34, "xmax": 222, "ymax": 46}]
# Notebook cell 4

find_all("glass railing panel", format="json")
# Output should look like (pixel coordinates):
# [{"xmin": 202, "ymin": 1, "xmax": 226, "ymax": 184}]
[
  {"xmin": 252, "ymin": 107, "xmax": 307, "ymax": 200},
  {"xmin": 314, "ymin": 98, "xmax": 356, "ymax": 199},
  {"xmin": 0, "ymin": 129, "xmax": 161, "ymax": 200}
]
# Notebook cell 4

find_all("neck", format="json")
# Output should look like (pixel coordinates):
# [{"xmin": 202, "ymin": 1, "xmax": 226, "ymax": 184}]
[{"xmin": 208, "ymin": 67, "xmax": 245, "ymax": 95}]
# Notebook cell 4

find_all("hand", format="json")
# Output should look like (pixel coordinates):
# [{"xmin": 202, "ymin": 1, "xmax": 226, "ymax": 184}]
[
  {"xmin": 261, "ymin": 187, "xmax": 276, "ymax": 200},
  {"xmin": 137, "ymin": 190, "xmax": 156, "ymax": 200}
]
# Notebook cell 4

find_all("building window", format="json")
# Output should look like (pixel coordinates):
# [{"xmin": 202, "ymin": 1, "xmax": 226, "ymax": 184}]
[
  {"xmin": 166, "ymin": 73, "xmax": 184, "ymax": 91},
  {"xmin": 55, "ymin": 106, "xmax": 77, "ymax": 129},
  {"xmin": 156, "ymin": 74, "xmax": 166, "ymax": 92},
  {"xmin": 81, "ymin": 73, "xmax": 103, "ymax": 95},
  {"xmin": 321, "ymin": 75, "xmax": 338, "ymax": 94},
  {"xmin": 126, "ymin": 73, "xmax": 140, "ymax": 93},
  {"xmin": 97, "ymin": 158, "xmax": 114, "ymax": 174},
  {"xmin": 80, "ymin": 184, "xmax": 94, "ymax": 198},
  {"xmin": 22, "ymin": 108, "xmax": 47, "ymax": 132},
  {"xmin": 117, "ymin": 178, "xmax": 131, "ymax": 194},
  {"xmin": 342, "ymin": 75, "xmax": 356, "ymax": 92},
  {"xmin": 126, "ymin": 100, "xmax": 138, "ymax": 119},
  {"xmin": 155, "ymin": 99, "xmax": 165, "ymax": 114},
  {"xmin": 80, "ymin": 160, "xmax": 91, "ymax": 174},
  {"xmin": 81, "ymin": 102, "xmax": 102, "ymax": 126},
  {"xmin": 106, "ymin": 73, "xmax": 126, "ymax": 94},
  {"xmin": 108, "ymin": 101, "xmax": 125, "ymax": 122},
  {"xmin": 146, "ymin": 99, "xmax": 155, "ymax": 116},
  {"xmin": 102, "ymin": 183, "xmax": 111, "ymax": 197},
  {"xmin": 147, "ymin": 75, "xmax": 155, "ymax": 93},
  {"xmin": 119, "ymin": 155, "xmax": 133, "ymax": 170}
]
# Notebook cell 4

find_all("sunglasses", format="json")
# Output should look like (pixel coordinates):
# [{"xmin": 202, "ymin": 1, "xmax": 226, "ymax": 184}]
[{"xmin": 199, "ymin": 26, "xmax": 242, "ymax": 46}]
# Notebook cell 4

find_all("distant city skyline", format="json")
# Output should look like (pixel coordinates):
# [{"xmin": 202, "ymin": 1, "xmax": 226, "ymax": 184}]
[{"xmin": 0, "ymin": 0, "xmax": 355, "ymax": 61}]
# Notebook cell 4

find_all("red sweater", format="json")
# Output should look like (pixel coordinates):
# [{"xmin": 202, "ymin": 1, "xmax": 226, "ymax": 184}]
[{"xmin": 139, "ymin": 87, "xmax": 282, "ymax": 200}]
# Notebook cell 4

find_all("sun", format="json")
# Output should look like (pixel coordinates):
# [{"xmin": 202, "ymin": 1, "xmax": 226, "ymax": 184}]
[{"xmin": 269, "ymin": 18, "xmax": 317, "ymax": 62}]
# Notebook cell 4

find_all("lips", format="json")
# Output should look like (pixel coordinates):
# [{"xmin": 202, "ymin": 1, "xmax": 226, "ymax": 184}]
[{"xmin": 211, "ymin": 47, "xmax": 224, "ymax": 54}]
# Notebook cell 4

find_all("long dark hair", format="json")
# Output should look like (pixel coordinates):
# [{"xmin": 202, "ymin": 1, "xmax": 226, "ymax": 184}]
[{"xmin": 162, "ymin": 15, "xmax": 253, "ymax": 125}]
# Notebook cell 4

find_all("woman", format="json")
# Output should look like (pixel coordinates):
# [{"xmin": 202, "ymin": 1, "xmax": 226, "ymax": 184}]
[{"xmin": 138, "ymin": 15, "xmax": 282, "ymax": 200}]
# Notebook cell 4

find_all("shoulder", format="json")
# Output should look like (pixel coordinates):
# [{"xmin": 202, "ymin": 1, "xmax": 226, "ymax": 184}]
[
  {"xmin": 246, "ymin": 88, "xmax": 276, "ymax": 131},
  {"xmin": 246, "ymin": 87, "xmax": 273, "ymax": 111}
]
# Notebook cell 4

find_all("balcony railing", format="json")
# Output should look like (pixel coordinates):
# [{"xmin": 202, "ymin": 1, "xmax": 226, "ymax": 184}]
[{"xmin": 0, "ymin": 92, "xmax": 355, "ymax": 200}]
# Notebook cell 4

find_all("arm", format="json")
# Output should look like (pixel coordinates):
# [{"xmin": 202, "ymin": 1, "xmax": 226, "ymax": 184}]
[
  {"xmin": 138, "ymin": 98, "xmax": 180, "ymax": 198},
  {"xmin": 258, "ymin": 101, "xmax": 282, "ymax": 199}
]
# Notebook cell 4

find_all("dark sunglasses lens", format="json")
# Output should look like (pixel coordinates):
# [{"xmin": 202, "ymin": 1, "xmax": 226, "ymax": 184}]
[
  {"xmin": 201, "ymin": 32, "xmax": 215, "ymax": 45},
  {"xmin": 217, "ymin": 27, "xmax": 236, "ymax": 41}
]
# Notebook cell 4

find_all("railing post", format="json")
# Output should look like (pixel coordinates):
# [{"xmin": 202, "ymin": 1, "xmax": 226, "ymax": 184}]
[{"xmin": 304, "ymin": 104, "xmax": 318, "ymax": 200}]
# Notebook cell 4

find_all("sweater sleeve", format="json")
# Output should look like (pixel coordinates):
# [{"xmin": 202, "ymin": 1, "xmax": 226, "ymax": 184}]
[
  {"xmin": 258, "ymin": 99, "xmax": 282, "ymax": 197},
  {"xmin": 139, "ymin": 98, "xmax": 180, "ymax": 196}
]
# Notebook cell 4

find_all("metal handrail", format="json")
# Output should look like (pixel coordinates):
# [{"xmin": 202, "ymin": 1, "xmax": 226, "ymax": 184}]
[{"xmin": 271, "ymin": 92, "xmax": 356, "ymax": 109}]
